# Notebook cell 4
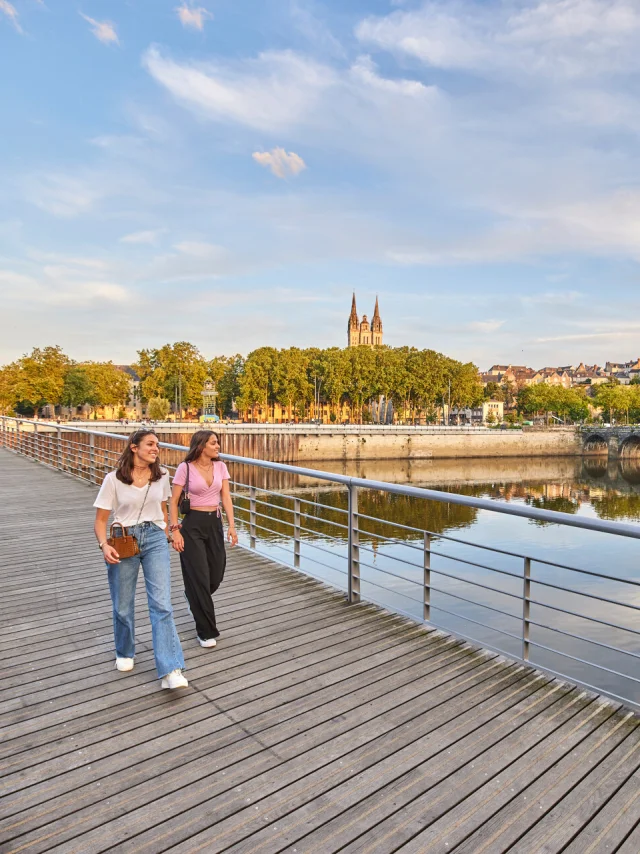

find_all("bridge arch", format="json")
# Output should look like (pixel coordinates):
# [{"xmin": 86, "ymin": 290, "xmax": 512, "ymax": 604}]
[
  {"xmin": 619, "ymin": 434, "xmax": 640, "ymax": 457},
  {"xmin": 583, "ymin": 433, "xmax": 609, "ymax": 454}
]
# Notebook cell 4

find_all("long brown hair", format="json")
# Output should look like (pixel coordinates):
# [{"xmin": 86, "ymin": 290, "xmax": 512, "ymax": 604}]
[
  {"xmin": 116, "ymin": 429, "xmax": 165, "ymax": 484},
  {"xmin": 184, "ymin": 430, "xmax": 221, "ymax": 464}
]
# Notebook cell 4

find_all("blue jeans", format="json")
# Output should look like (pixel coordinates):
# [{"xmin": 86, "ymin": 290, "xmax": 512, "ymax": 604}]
[{"xmin": 106, "ymin": 522, "xmax": 185, "ymax": 679}]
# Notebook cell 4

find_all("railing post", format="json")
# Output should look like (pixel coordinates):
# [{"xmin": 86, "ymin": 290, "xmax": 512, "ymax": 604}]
[
  {"xmin": 33, "ymin": 421, "xmax": 38, "ymax": 463},
  {"xmin": 293, "ymin": 498, "xmax": 301, "ymax": 568},
  {"xmin": 423, "ymin": 532, "xmax": 431, "ymax": 622},
  {"xmin": 249, "ymin": 486, "xmax": 256, "ymax": 549},
  {"xmin": 522, "ymin": 556, "xmax": 531, "ymax": 661},
  {"xmin": 89, "ymin": 434, "xmax": 96, "ymax": 484},
  {"xmin": 1, "ymin": 416, "xmax": 5, "ymax": 449},
  {"xmin": 347, "ymin": 483, "xmax": 360, "ymax": 604},
  {"xmin": 57, "ymin": 426, "xmax": 62, "ymax": 471}
]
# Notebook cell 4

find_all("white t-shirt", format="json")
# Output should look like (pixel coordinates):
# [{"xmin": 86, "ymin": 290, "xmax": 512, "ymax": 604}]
[{"xmin": 94, "ymin": 470, "xmax": 171, "ymax": 529}]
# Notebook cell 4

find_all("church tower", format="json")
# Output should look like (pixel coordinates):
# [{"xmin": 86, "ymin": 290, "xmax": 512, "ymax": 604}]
[
  {"xmin": 371, "ymin": 295, "xmax": 383, "ymax": 346},
  {"xmin": 347, "ymin": 294, "xmax": 383, "ymax": 347},
  {"xmin": 360, "ymin": 314, "xmax": 371, "ymax": 345},
  {"xmin": 347, "ymin": 293, "xmax": 360, "ymax": 347}
]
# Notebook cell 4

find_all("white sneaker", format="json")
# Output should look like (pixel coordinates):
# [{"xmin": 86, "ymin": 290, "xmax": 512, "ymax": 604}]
[
  {"xmin": 161, "ymin": 669, "xmax": 188, "ymax": 689},
  {"xmin": 115, "ymin": 657, "xmax": 134, "ymax": 672},
  {"xmin": 198, "ymin": 637, "xmax": 217, "ymax": 648}
]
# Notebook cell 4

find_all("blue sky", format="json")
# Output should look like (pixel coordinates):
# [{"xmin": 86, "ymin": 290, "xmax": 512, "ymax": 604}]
[{"xmin": 2, "ymin": 0, "xmax": 640, "ymax": 369}]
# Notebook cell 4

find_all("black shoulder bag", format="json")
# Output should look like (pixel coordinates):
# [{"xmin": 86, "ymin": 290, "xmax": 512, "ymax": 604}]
[{"xmin": 179, "ymin": 463, "xmax": 191, "ymax": 515}]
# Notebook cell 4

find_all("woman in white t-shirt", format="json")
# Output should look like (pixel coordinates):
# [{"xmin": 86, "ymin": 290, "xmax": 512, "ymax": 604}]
[{"xmin": 94, "ymin": 429, "xmax": 187, "ymax": 690}]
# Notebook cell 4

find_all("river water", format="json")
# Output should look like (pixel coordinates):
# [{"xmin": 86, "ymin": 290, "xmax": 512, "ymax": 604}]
[{"xmin": 229, "ymin": 455, "xmax": 640, "ymax": 708}]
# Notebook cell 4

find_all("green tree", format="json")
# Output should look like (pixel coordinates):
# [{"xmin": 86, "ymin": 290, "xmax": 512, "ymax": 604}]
[
  {"xmin": 0, "ymin": 363, "xmax": 19, "ymax": 414},
  {"xmin": 147, "ymin": 396, "xmax": 171, "ymax": 420},
  {"xmin": 12, "ymin": 346, "xmax": 71, "ymax": 417},
  {"xmin": 237, "ymin": 347, "xmax": 278, "ymax": 417},
  {"xmin": 345, "ymin": 346, "xmax": 377, "ymax": 422},
  {"xmin": 80, "ymin": 363, "xmax": 131, "ymax": 408},
  {"xmin": 321, "ymin": 348, "xmax": 351, "ymax": 421},
  {"xmin": 61, "ymin": 367, "xmax": 98, "ymax": 410},
  {"xmin": 273, "ymin": 348, "xmax": 312, "ymax": 421},
  {"xmin": 217, "ymin": 355, "xmax": 243, "ymax": 417},
  {"xmin": 595, "ymin": 382, "xmax": 626, "ymax": 424},
  {"xmin": 484, "ymin": 381, "xmax": 504, "ymax": 401},
  {"xmin": 449, "ymin": 361, "xmax": 483, "ymax": 409},
  {"xmin": 136, "ymin": 342, "xmax": 208, "ymax": 413}
]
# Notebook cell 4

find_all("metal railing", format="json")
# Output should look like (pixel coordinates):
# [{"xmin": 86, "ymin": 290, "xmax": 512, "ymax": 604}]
[{"xmin": 2, "ymin": 415, "xmax": 639, "ymax": 712}]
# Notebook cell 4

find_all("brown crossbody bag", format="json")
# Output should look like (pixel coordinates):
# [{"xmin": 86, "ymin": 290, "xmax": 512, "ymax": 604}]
[{"xmin": 107, "ymin": 480, "xmax": 151, "ymax": 559}]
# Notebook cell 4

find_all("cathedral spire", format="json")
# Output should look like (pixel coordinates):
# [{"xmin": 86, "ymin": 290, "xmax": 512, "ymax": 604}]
[
  {"xmin": 348, "ymin": 292, "xmax": 359, "ymax": 328},
  {"xmin": 371, "ymin": 295, "xmax": 382, "ymax": 334}
]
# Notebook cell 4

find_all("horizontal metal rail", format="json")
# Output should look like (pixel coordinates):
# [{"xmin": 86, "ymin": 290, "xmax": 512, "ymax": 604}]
[{"xmin": 2, "ymin": 414, "xmax": 639, "ymax": 713}]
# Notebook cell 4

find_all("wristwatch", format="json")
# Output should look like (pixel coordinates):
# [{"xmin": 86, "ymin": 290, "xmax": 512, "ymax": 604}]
[{"xmin": 98, "ymin": 541, "xmax": 107, "ymax": 551}]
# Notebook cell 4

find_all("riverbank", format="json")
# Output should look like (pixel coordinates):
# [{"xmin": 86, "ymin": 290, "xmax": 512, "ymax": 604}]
[{"xmin": 8, "ymin": 420, "xmax": 584, "ymax": 462}]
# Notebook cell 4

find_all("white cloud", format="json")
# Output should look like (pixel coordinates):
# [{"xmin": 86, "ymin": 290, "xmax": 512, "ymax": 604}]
[
  {"xmin": 176, "ymin": 3, "xmax": 212, "ymax": 31},
  {"xmin": 536, "ymin": 326, "xmax": 640, "ymax": 343},
  {"xmin": 25, "ymin": 174, "xmax": 105, "ymax": 218},
  {"xmin": 174, "ymin": 241, "xmax": 224, "ymax": 257},
  {"xmin": 350, "ymin": 56, "xmax": 432, "ymax": 97},
  {"xmin": 522, "ymin": 290, "xmax": 582, "ymax": 306},
  {"xmin": 80, "ymin": 13, "xmax": 119, "ymax": 46},
  {"xmin": 120, "ymin": 229, "xmax": 163, "ymax": 245},
  {"xmin": 1, "ymin": 266, "xmax": 130, "ymax": 307},
  {"xmin": 356, "ymin": 0, "xmax": 640, "ymax": 79},
  {"xmin": 143, "ymin": 47, "xmax": 335, "ymax": 132},
  {"xmin": 252, "ymin": 148, "xmax": 307, "ymax": 179},
  {"xmin": 0, "ymin": 0, "xmax": 22, "ymax": 33},
  {"xmin": 45, "ymin": 282, "xmax": 130, "ymax": 305},
  {"xmin": 466, "ymin": 319, "xmax": 505, "ymax": 333},
  {"xmin": 0, "ymin": 270, "xmax": 34, "ymax": 288}
]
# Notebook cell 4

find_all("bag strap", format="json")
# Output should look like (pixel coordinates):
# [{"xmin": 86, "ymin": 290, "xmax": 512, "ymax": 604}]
[
  {"xmin": 111, "ymin": 474, "xmax": 151, "ymax": 533},
  {"xmin": 184, "ymin": 462, "xmax": 190, "ymax": 497},
  {"xmin": 134, "ymin": 480, "xmax": 152, "ymax": 527}
]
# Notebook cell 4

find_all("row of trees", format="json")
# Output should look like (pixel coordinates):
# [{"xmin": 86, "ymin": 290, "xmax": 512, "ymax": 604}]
[
  {"xmin": 0, "ymin": 347, "xmax": 131, "ymax": 417},
  {"xmin": 516, "ymin": 381, "xmax": 640, "ymax": 424},
  {"xmin": 137, "ymin": 344, "xmax": 484, "ymax": 421},
  {"xmin": 0, "ymin": 343, "xmax": 483, "ymax": 422},
  {"xmin": 234, "ymin": 346, "xmax": 482, "ymax": 421},
  {"xmin": 11, "ymin": 342, "xmax": 637, "ymax": 425}
]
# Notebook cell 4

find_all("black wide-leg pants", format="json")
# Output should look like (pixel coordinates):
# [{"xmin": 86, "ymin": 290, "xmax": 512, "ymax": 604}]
[{"xmin": 180, "ymin": 510, "xmax": 226, "ymax": 641}]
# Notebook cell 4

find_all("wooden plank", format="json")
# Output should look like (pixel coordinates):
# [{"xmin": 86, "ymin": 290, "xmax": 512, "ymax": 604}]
[
  {"xmin": 76, "ymin": 668, "xmax": 546, "ymax": 853},
  {"xmin": 0, "ymin": 643, "xmax": 481, "ymax": 850},
  {"xmin": 562, "ymin": 767, "xmax": 640, "ymax": 854},
  {"xmin": 302, "ymin": 692, "xmax": 612, "ymax": 853}
]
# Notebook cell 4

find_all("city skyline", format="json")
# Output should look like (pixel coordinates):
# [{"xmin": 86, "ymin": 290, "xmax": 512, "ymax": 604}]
[{"xmin": 2, "ymin": 1, "xmax": 640, "ymax": 366}]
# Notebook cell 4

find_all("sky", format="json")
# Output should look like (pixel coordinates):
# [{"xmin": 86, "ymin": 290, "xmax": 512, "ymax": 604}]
[{"xmin": 2, "ymin": 0, "xmax": 640, "ymax": 370}]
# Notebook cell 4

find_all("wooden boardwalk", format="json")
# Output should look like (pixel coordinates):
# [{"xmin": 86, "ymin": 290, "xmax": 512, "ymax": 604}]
[{"xmin": 1, "ymin": 450, "xmax": 640, "ymax": 854}]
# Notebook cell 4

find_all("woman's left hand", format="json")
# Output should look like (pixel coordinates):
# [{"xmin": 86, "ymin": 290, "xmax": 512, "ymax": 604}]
[{"xmin": 227, "ymin": 526, "xmax": 238, "ymax": 547}]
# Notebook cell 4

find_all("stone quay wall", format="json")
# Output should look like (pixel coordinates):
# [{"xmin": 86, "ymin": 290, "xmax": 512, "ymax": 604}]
[{"xmin": 65, "ymin": 422, "xmax": 584, "ymax": 462}]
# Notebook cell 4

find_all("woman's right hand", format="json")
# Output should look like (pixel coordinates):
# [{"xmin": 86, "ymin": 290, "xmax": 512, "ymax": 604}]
[
  {"xmin": 172, "ymin": 531, "xmax": 185, "ymax": 553},
  {"xmin": 102, "ymin": 544, "xmax": 121, "ymax": 564}
]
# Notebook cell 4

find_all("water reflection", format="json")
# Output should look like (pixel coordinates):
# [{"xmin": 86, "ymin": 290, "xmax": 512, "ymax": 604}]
[{"xmin": 226, "ymin": 454, "xmax": 640, "ymax": 709}]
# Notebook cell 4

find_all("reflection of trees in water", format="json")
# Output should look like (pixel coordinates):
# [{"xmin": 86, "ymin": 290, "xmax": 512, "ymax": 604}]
[
  {"xmin": 235, "ymin": 487, "xmax": 479, "ymax": 544},
  {"xmin": 589, "ymin": 493, "xmax": 640, "ymax": 522},
  {"xmin": 524, "ymin": 495, "xmax": 579, "ymax": 524}
]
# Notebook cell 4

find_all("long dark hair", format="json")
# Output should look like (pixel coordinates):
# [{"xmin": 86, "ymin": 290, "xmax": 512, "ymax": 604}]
[
  {"xmin": 116, "ymin": 429, "xmax": 165, "ymax": 484},
  {"xmin": 184, "ymin": 430, "xmax": 221, "ymax": 464}
]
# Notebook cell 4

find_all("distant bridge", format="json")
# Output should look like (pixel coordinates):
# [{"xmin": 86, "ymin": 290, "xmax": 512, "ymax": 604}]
[{"xmin": 581, "ymin": 426, "xmax": 640, "ymax": 457}]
